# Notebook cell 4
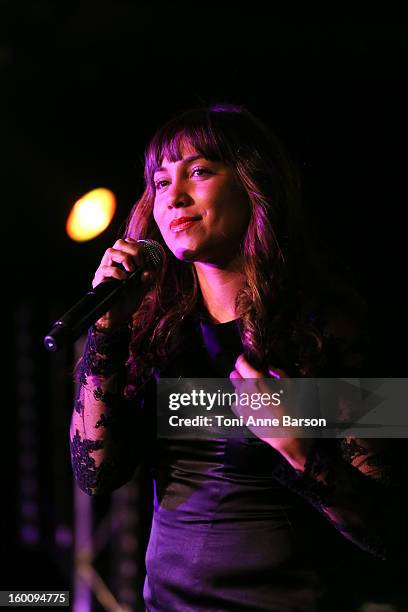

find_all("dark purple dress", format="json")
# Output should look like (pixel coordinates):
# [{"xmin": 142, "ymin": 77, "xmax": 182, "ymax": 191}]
[{"xmin": 70, "ymin": 317, "xmax": 405, "ymax": 612}]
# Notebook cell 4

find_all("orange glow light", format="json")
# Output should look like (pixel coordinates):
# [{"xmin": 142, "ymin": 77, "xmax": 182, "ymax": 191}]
[{"xmin": 66, "ymin": 188, "xmax": 116, "ymax": 242}]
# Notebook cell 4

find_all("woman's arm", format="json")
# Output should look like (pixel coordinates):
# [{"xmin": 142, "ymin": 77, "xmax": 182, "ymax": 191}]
[
  {"xmin": 70, "ymin": 325, "xmax": 152, "ymax": 496},
  {"xmin": 272, "ymin": 436, "xmax": 404, "ymax": 561},
  {"xmin": 230, "ymin": 354, "xmax": 405, "ymax": 560},
  {"xmin": 70, "ymin": 238, "xmax": 158, "ymax": 495}
]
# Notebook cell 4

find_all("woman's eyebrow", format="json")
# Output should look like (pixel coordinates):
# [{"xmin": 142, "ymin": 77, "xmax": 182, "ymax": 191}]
[{"xmin": 153, "ymin": 155, "xmax": 205, "ymax": 175}]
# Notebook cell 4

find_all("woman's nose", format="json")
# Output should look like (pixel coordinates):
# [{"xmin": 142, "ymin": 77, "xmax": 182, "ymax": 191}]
[{"xmin": 166, "ymin": 185, "xmax": 192, "ymax": 209}]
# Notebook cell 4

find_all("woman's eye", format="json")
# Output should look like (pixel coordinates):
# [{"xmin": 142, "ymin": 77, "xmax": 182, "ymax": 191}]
[
  {"xmin": 155, "ymin": 179, "xmax": 169, "ymax": 190},
  {"xmin": 155, "ymin": 167, "xmax": 211, "ymax": 190},
  {"xmin": 191, "ymin": 167, "xmax": 211, "ymax": 177}
]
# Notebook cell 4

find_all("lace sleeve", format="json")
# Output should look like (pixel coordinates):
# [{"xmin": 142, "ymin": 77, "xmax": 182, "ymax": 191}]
[
  {"xmin": 273, "ymin": 436, "xmax": 404, "ymax": 560},
  {"xmin": 70, "ymin": 325, "xmax": 155, "ymax": 496}
]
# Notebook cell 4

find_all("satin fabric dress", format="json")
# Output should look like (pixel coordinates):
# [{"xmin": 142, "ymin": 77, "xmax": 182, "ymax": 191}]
[{"xmin": 141, "ymin": 319, "xmax": 384, "ymax": 612}]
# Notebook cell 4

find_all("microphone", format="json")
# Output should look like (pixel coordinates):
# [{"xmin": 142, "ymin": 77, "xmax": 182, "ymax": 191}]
[{"xmin": 43, "ymin": 239, "xmax": 164, "ymax": 352}]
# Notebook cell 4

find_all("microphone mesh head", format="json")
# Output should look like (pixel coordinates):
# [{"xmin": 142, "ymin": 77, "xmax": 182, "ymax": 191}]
[{"xmin": 136, "ymin": 239, "xmax": 164, "ymax": 269}]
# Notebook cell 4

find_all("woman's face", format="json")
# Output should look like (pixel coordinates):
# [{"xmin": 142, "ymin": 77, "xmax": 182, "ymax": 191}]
[{"xmin": 152, "ymin": 142, "xmax": 249, "ymax": 265}]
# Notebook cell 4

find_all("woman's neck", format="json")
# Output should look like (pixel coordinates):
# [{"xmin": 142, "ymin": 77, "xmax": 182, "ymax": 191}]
[{"xmin": 194, "ymin": 258, "xmax": 246, "ymax": 324}]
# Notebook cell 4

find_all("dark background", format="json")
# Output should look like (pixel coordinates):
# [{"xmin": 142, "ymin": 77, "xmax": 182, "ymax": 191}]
[{"xmin": 2, "ymin": 3, "xmax": 407, "ymax": 610}]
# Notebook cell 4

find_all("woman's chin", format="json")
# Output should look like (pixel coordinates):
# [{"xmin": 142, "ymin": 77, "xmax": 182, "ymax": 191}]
[
  {"xmin": 173, "ymin": 245, "xmax": 215, "ymax": 264},
  {"xmin": 168, "ymin": 236, "xmax": 204, "ymax": 262},
  {"xmin": 173, "ymin": 246, "xmax": 197, "ymax": 262}
]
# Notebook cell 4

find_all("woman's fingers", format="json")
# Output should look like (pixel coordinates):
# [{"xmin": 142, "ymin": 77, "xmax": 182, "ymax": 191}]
[
  {"xmin": 232, "ymin": 354, "xmax": 289, "ymax": 382},
  {"xmin": 92, "ymin": 239, "xmax": 148, "ymax": 288},
  {"xmin": 91, "ymin": 238, "xmax": 158, "ymax": 330},
  {"xmin": 268, "ymin": 367, "xmax": 288, "ymax": 379},
  {"xmin": 92, "ymin": 264, "xmax": 128, "ymax": 288},
  {"xmin": 234, "ymin": 354, "xmax": 260, "ymax": 378},
  {"xmin": 101, "ymin": 242, "xmax": 144, "ymax": 270}
]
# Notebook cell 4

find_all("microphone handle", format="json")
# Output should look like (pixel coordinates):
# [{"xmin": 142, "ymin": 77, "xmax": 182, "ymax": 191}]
[{"xmin": 43, "ymin": 266, "xmax": 142, "ymax": 352}]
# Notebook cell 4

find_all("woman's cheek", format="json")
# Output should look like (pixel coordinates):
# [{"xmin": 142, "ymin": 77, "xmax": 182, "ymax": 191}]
[{"xmin": 153, "ymin": 209, "xmax": 166, "ymax": 237}]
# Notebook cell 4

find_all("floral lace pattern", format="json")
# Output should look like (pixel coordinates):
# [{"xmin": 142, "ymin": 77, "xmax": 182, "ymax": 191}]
[
  {"xmin": 80, "ymin": 324, "xmax": 131, "ymax": 378},
  {"xmin": 70, "ymin": 325, "xmax": 136, "ymax": 495},
  {"xmin": 70, "ymin": 430, "xmax": 104, "ymax": 494},
  {"xmin": 273, "ymin": 436, "xmax": 398, "ymax": 559}
]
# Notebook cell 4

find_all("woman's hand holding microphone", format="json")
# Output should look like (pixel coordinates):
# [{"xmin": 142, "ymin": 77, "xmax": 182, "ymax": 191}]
[{"xmin": 92, "ymin": 238, "xmax": 159, "ymax": 332}]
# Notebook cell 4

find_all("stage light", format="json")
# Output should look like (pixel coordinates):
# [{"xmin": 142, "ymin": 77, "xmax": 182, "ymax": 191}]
[{"xmin": 66, "ymin": 188, "xmax": 116, "ymax": 242}]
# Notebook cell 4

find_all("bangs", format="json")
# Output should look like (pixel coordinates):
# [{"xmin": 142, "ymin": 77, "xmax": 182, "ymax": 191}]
[{"xmin": 144, "ymin": 110, "xmax": 229, "ymax": 189}]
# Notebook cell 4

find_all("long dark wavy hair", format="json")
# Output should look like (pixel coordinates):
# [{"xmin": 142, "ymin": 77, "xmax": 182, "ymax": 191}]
[{"xmin": 123, "ymin": 104, "xmax": 367, "ymax": 397}]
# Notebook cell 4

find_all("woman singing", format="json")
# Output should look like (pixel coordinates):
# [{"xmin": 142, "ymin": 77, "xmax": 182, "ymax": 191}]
[{"xmin": 70, "ymin": 104, "xmax": 404, "ymax": 611}]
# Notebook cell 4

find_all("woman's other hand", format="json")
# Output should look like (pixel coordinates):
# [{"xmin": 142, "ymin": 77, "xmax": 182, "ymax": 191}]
[{"xmin": 229, "ymin": 354, "xmax": 314, "ymax": 471}]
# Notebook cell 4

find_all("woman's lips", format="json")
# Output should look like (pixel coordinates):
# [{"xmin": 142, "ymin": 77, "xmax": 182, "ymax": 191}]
[{"xmin": 169, "ymin": 216, "xmax": 201, "ymax": 233}]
